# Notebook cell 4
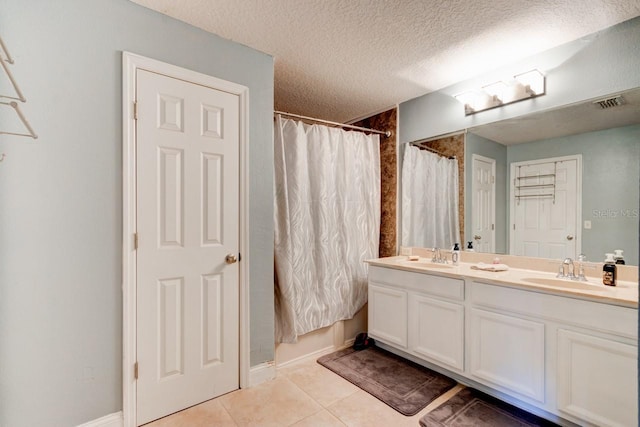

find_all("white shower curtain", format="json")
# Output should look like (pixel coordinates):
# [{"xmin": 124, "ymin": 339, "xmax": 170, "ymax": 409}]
[
  {"xmin": 401, "ymin": 144, "xmax": 460, "ymax": 249},
  {"xmin": 274, "ymin": 116, "xmax": 380, "ymax": 343}
]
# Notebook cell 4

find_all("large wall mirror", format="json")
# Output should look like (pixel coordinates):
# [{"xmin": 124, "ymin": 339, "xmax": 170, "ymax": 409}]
[{"xmin": 463, "ymin": 87, "xmax": 639, "ymax": 266}]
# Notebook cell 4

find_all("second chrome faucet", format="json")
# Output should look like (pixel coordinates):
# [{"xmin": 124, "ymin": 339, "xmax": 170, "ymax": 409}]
[{"xmin": 556, "ymin": 256, "xmax": 588, "ymax": 281}]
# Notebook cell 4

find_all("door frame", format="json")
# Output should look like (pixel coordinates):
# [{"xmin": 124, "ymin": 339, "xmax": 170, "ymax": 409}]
[
  {"xmin": 508, "ymin": 154, "xmax": 582, "ymax": 257},
  {"xmin": 122, "ymin": 52, "xmax": 250, "ymax": 427},
  {"xmin": 471, "ymin": 154, "xmax": 496, "ymax": 253}
]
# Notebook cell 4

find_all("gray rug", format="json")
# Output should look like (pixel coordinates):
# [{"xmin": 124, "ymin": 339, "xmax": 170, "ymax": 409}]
[
  {"xmin": 419, "ymin": 388, "xmax": 559, "ymax": 426},
  {"xmin": 317, "ymin": 346, "xmax": 457, "ymax": 416}
]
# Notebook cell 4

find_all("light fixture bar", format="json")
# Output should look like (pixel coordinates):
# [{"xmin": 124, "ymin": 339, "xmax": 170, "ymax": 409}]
[{"xmin": 454, "ymin": 69, "xmax": 545, "ymax": 116}]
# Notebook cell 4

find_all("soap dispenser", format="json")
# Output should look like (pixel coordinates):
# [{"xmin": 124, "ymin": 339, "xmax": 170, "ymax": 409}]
[
  {"xmin": 466, "ymin": 241, "xmax": 474, "ymax": 252},
  {"xmin": 614, "ymin": 249, "xmax": 625, "ymax": 265},
  {"xmin": 452, "ymin": 243, "xmax": 460, "ymax": 265},
  {"xmin": 603, "ymin": 253, "xmax": 617, "ymax": 286}
]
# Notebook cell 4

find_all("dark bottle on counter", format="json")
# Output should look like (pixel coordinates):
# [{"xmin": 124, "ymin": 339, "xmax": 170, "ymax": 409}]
[{"xmin": 602, "ymin": 253, "xmax": 617, "ymax": 286}]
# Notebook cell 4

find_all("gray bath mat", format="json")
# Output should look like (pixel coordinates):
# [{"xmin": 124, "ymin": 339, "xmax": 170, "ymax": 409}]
[
  {"xmin": 317, "ymin": 346, "xmax": 457, "ymax": 416},
  {"xmin": 419, "ymin": 387, "xmax": 559, "ymax": 426}
]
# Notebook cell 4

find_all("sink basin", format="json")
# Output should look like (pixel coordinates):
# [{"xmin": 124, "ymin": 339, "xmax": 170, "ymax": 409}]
[
  {"xmin": 401, "ymin": 260, "xmax": 454, "ymax": 269},
  {"xmin": 522, "ymin": 277, "xmax": 606, "ymax": 291}
]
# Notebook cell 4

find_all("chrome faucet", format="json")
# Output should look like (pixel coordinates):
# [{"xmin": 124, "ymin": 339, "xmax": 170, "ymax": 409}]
[
  {"xmin": 431, "ymin": 248, "xmax": 447, "ymax": 264},
  {"xmin": 556, "ymin": 257, "xmax": 576, "ymax": 279}
]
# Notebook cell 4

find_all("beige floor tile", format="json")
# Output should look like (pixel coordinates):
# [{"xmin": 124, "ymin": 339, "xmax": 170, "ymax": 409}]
[
  {"xmin": 285, "ymin": 363, "xmax": 360, "ymax": 407},
  {"xmin": 218, "ymin": 376, "xmax": 322, "ymax": 427},
  {"xmin": 144, "ymin": 398, "xmax": 238, "ymax": 427},
  {"xmin": 327, "ymin": 389, "xmax": 419, "ymax": 427},
  {"xmin": 290, "ymin": 409, "xmax": 347, "ymax": 427},
  {"xmin": 276, "ymin": 354, "xmax": 322, "ymax": 377}
]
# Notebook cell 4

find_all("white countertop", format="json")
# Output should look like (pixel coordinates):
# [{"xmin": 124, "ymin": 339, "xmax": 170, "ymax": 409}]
[{"xmin": 367, "ymin": 256, "xmax": 638, "ymax": 308}]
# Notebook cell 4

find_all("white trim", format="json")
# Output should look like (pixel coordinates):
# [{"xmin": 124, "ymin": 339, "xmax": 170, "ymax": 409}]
[
  {"xmin": 471, "ymin": 154, "xmax": 496, "ymax": 253},
  {"xmin": 249, "ymin": 361, "xmax": 277, "ymax": 386},
  {"xmin": 122, "ymin": 52, "xmax": 250, "ymax": 427},
  {"xmin": 508, "ymin": 154, "xmax": 582, "ymax": 258},
  {"xmin": 76, "ymin": 412, "xmax": 123, "ymax": 427},
  {"xmin": 275, "ymin": 341, "xmax": 355, "ymax": 370}
]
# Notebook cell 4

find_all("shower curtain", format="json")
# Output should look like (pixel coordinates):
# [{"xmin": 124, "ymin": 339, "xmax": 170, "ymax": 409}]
[
  {"xmin": 274, "ymin": 116, "xmax": 380, "ymax": 343},
  {"xmin": 401, "ymin": 144, "xmax": 460, "ymax": 249}
]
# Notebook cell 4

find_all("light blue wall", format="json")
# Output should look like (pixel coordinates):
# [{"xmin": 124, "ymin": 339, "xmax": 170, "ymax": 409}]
[
  {"xmin": 464, "ymin": 133, "xmax": 508, "ymax": 253},
  {"xmin": 0, "ymin": 1, "xmax": 274, "ymax": 426},
  {"xmin": 399, "ymin": 17, "xmax": 640, "ymax": 142},
  {"xmin": 507, "ymin": 125, "xmax": 640, "ymax": 265}
]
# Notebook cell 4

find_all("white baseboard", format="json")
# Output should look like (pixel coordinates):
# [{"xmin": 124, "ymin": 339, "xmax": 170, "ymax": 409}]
[
  {"xmin": 77, "ymin": 411, "xmax": 123, "ymax": 427},
  {"xmin": 276, "ymin": 345, "xmax": 335, "ymax": 369},
  {"xmin": 276, "ymin": 340, "xmax": 355, "ymax": 369},
  {"xmin": 249, "ymin": 361, "xmax": 276, "ymax": 386}
]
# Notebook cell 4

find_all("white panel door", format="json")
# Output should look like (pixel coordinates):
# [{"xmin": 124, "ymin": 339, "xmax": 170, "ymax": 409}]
[
  {"xmin": 409, "ymin": 294, "xmax": 464, "ymax": 371},
  {"xmin": 511, "ymin": 158, "xmax": 578, "ymax": 259},
  {"xmin": 368, "ymin": 283, "xmax": 408, "ymax": 348},
  {"xmin": 469, "ymin": 308, "xmax": 545, "ymax": 403},
  {"xmin": 557, "ymin": 329, "xmax": 638, "ymax": 427},
  {"xmin": 136, "ymin": 69, "xmax": 240, "ymax": 425},
  {"xmin": 471, "ymin": 155, "xmax": 495, "ymax": 253}
]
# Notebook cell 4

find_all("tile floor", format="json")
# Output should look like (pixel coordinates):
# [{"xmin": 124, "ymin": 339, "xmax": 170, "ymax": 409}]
[{"xmin": 145, "ymin": 354, "xmax": 466, "ymax": 427}]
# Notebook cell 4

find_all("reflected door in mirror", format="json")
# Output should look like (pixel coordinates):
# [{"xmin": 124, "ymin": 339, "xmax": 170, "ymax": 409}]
[
  {"xmin": 510, "ymin": 156, "xmax": 579, "ymax": 259},
  {"xmin": 472, "ymin": 154, "xmax": 496, "ymax": 253}
]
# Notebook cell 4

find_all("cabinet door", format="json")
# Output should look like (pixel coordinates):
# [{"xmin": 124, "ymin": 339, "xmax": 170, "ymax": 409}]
[
  {"xmin": 469, "ymin": 308, "xmax": 545, "ymax": 402},
  {"xmin": 409, "ymin": 294, "xmax": 464, "ymax": 371},
  {"xmin": 368, "ymin": 283, "xmax": 407, "ymax": 348},
  {"xmin": 557, "ymin": 329, "xmax": 638, "ymax": 427}
]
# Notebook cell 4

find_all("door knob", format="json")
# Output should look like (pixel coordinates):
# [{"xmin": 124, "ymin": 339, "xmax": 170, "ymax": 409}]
[
  {"xmin": 566, "ymin": 235, "xmax": 574, "ymax": 241},
  {"xmin": 225, "ymin": 254, "xmax": 238, "ymax": 264},
  {"xmin": 474, "ymin": 235, "xmax": 481, "ymax": 240}
]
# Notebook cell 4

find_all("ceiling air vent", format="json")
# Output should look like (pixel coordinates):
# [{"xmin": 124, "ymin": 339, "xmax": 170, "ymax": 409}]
[{"xmin": 593, "ymin": 95, "xmax": 625, "ymax": 109}]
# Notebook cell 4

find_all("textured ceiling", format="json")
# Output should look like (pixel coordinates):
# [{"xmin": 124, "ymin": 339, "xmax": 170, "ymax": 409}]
[{"xmin": 130, "ymin": 0, "xmax": 640, "ymax": 122}]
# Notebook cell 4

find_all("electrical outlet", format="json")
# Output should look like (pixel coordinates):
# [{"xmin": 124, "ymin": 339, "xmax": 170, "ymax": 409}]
[{"xmin": 584, "ymin": 220, "xmax": 592, "ymax": 229}]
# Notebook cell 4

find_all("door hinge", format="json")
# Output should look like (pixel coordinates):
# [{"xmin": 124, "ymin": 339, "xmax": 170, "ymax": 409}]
[
  {"xmin": 134, "ymin": 362, "xmax": 139, "ymax": 380},
  {"xmin": 133, "ymin": 101, "xmax": 138, "ymax": 120},
  {"xmin": 513, "ymin": 224, "xmax": 516, "ymax": 230},
  {"xmin": 491, "ymin": 224, "xmax": 495, "ymax": 230},
  {"xmin": 491, "ymin": 176, "xmax": 495, "ymax": 184},
  {"xmin": 133, "ymin": 233, "xmax": 138, "ymax": 250}
]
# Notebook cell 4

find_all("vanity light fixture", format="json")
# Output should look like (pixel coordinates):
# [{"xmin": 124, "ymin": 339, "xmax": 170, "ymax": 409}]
[{"xmin": 454, "ymin": 69, "xmax": 545, "ymax": 116}]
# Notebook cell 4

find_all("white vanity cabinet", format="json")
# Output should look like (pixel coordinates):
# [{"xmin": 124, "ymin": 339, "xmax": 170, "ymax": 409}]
[
  {"xmin": 367, "ymin": 263, "xmax": 638, "ymax": 427},
  {"xmin": 468, "ymin": 308, "xmax": 545, "ymax": 402},
  {"xmin": 368, "ymin": 266, "xmax": 465, "ymax": 371},
  {"xmin": 470, "ymin": 281, "xmax": 638, "ymax": 426},
  {"xmin": 368, "ymin": 282, "xmax": 408, "ymax": 348},
  {"xmin": 410, "ymin": 294, "xmax": 464, "ymax": 371},
  {"xmin": 557, "ymin": 329, "xmax": 637, "ymax": 427}
]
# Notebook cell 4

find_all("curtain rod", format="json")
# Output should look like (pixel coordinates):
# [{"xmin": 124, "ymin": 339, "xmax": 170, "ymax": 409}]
[
  {"xmin": 409, "ymin": 141, "xmax": 456, "ymax": 159},
  {"xmin": 275, "ymin": 110, "xmax": 391, "ymax": 137},
  {"xmin": 410, "ymin": 129, "xmax": 467, "ymax": 145}
]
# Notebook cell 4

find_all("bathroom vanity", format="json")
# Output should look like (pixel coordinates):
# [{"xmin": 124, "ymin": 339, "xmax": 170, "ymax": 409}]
[{"xmin": 367, "ymin": 254, "xmax": 638, "ymax": 427}]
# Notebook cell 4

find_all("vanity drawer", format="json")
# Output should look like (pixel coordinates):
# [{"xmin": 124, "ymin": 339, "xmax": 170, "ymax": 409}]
[
  {"xmin": 471, "ymin": 281, "xmax": 637, "ymax": 339},
  {"xmin": 369, "ymin": 266, "xmax": 464, "ymax": 301}
]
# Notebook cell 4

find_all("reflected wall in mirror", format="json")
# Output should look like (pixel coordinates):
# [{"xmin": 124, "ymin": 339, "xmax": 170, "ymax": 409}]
[{"xmin": 464, "ymin": 87, "xmax": 640, "ymax": 265}]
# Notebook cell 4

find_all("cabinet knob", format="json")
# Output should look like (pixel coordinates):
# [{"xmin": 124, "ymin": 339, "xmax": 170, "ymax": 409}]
[
  {"xmin": 474, "ymin": 235, "xmax": 482, "ymax": 240},
  {"xmin": 566, "ymin": 235, "xmax": 574, "ymax": 241}
]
